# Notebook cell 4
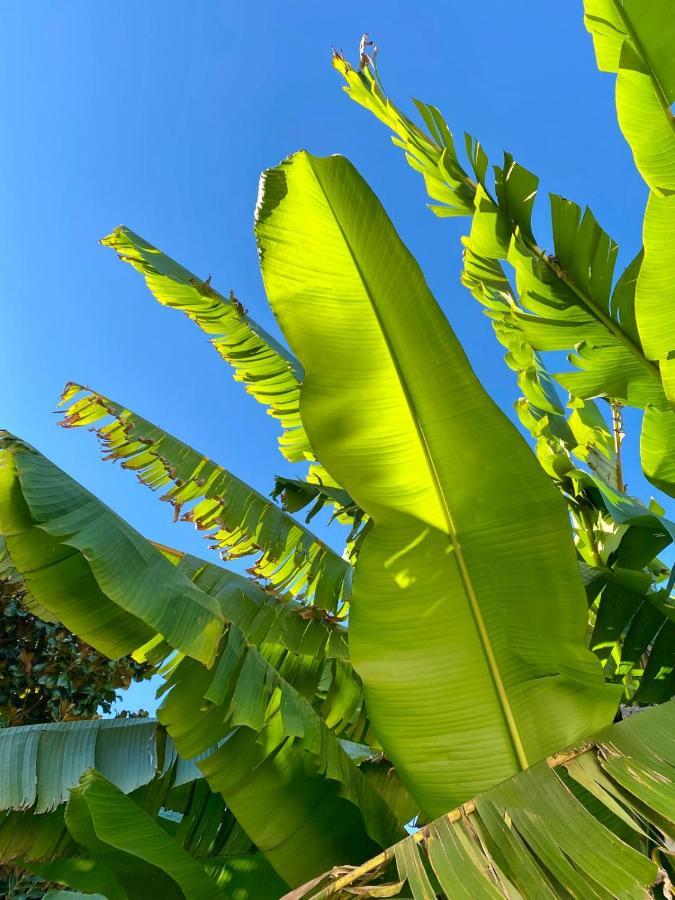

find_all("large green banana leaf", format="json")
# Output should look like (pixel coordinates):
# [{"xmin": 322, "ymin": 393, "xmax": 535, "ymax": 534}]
[
  {"xmin": 334, "ymin": 45, "xmax": 675, "ymax": 688},
  {"xmin": 0, "ymin": 431, "xmax": 349, "ymax": 667},
  {"xmin": 255, "ymin": 150, "xmax": 619, "ymax": 818},
  {"xmin": 333, "ymin": 52, "xmax": 675, "ymax": 497},
  {"xmin": 59, "ymin": 383, "xmax": 350, "ymax": 613},
  {"xmin": 0, "ymin": 718, "xmax": 177, "ymax": 815},
  {"xmin": 101, "ymin": 226, "xmax": 312, "ymax": 463},
  {"xmin": 156, "ymin": 615, "xmax": 400, "ymax": 886},
  {"xmin": 0, "ymin": 716, "xmax": 298, "ymax": 897},
  {"xmin": 298, "ymin": 700, "xmax": 675, "ymax": 899},
  {"xmin": 0, "ymin": 532, "xmax": 58, "ymax": 623},
  {"xmin": 0, "ymin": 717, "xmax": 409, "ymax": 892}
]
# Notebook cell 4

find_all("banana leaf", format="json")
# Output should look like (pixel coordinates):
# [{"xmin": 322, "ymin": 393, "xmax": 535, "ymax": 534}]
[{"xmin": 255, "ymin": 150, "xmax": 619, "ymax": 818}]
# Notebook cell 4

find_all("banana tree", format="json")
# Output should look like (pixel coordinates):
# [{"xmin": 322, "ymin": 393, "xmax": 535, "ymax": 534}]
[{"xmin": 1, "ymin": 3, "xmax": 674, "ymax": 898}]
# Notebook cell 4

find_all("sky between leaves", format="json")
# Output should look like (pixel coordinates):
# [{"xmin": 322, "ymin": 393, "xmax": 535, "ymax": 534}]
[{"xmin": 0, "ymin": 1, "xmax": 670, "ymax": 713}]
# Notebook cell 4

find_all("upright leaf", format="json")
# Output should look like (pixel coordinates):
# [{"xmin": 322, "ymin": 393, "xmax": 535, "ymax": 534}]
[
  {"xmin": 334, "ymin": 51, "xmax": 675, "ymax": 496},
  {"xmin": 584, "ymin": 0, "xmax": 675, "ymax": 441},
  {"xmin": 255, "ymin": 151, "xmax": 618, "ymax": 817},
  {"xmin": 101, "ymin": 226, "xmax": 312, "ymax": 462}
]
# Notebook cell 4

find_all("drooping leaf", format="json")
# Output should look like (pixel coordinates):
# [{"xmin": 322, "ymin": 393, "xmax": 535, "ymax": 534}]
[
  {"xmin": 157, "ymin": 613, "xmax": 401, "ymax": 888},
  {"xmin": 58, "ymin": 384, "xmax": 351, "ymax": 613},
  {"xmin": 255, "ymin": 150, "xmax": 619, "ymax": 818},
  {"xmin": 0, "ymin": 433, "xmax": 381, "ymax": 884},
  {"xmin": 28, "ymin": 769, "xmax": 222, "ymax": 900},
  {"xmin": 0, "ymin": 433, "xmax": 352, "ymax": 672},
  {"xmin": 0, "ymin": 432, "xmax": 223, "ymax": 667},
  {"xmin": 0, "ymin": 719, "xmax": 167, "ymax": 815},
  {"xmin": 0, "ymin": 718, "xmax": 209, "ymax": 865}
]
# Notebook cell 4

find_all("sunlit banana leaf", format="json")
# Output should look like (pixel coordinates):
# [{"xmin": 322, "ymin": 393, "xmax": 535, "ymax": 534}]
[
  {"xmin": 255, "ymin": 150, "xmax": 619, "ymax": 819},
  {"xmin": 101, "ymin": 226, "xmax": 312, "ymax": 463},
  {"xmin": 0, "ymin": 436, "xmax": 392, "ymax": 886},
  {"xmin": 272, "ymin": 475, "xmax": 369, "ymax": 558},
  {"xmin": 59, "ymin": 383, "xmax": 351, "ymax": 613},
  {"xmin": 0, "ymin": 433, "xmax": 351, "ymax": 667},
  {"xmin": 333, "ymin": 51, "xmax": 675, "ymax": 497},
  {"xmin": 297, "ymin": 701, "xmax": 675, "ymax": 899},
  {"xmin": 0, "ymin": 433, "xmax": 372, "ymax": 876},
  {"xmin": 168, "ymin": 548, "xmax": 363, "ymax": 738},
  {"xmin": 583, "ymin": 0, "xmax": 675, "ymax": 198},
  {"xmin": 333, "ymin": 53, "xmax": 593, "ymax": 476}
]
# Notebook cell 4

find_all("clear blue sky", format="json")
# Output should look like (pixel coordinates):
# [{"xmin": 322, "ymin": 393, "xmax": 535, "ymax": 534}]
[{"xmin": 1, "ymin": 2, "xmax": 668, "ymax": 713}]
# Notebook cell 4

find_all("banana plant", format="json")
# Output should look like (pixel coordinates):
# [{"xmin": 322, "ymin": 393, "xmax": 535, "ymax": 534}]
[
  {"xmin": 0, "ymin": 5, "xmax": 674, "ymax": 898},
  {"xmin": 333, "ymin": 10, "xmax": 675, "ymax": 705},
  {"xmin": 333, "ymin": 10, "xmax": 675, "ymax": 500}
]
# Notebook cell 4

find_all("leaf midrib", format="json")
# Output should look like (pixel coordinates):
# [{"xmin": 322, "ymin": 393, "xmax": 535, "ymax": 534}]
[{"xmin": 306, "ymin": 155, "xmax": 530, "ymax": 772}]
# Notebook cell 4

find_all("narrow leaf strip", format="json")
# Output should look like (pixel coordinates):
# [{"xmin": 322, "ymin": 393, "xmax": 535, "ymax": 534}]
[{"xmin": 101, "ymin": 226, "xmax": 311, "ymax": 462}]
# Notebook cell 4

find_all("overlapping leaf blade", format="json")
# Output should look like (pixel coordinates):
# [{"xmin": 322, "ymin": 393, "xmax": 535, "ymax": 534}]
[
  {"xmin": 584, "ymin": 0, "xmax": 675, "ymax": 436},
  {"xmin": 156, "ymin": 605, "xmax": 400, "ymax": 887},
  {"xmin": 0, "ymin": 436, "xmax": 393, "ymax": 886},
  {"xmin": 0, "ymin": 718, "xmax": 205, "ymax": 865},
  {"xmin": 58, "ymin": 384, "xmax": 350, "ymax": 613},
  {"xmin": 0, "ymin": 719, "xmax": 168, "ymax": 815},
  {"xmin": 28, "ymin": 770, "xmax": 222, "ymax": 900}
]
